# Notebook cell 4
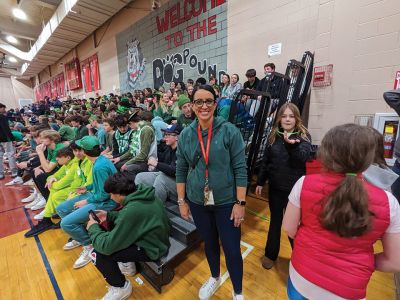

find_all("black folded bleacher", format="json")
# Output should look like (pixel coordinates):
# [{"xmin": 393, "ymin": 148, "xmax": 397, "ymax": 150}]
[{"xmin": 138, "ymin": 199, "xmax": 201, "ymax": 293}]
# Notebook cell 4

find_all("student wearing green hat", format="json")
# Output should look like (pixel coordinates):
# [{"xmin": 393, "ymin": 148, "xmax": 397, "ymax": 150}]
[
  {"xmin": 177, "ymin": 94, "xmax": 195, "ymax": 128},
  {"xmin": 56, "ymin": 135, "xmax": 117, "ymax": 269}
]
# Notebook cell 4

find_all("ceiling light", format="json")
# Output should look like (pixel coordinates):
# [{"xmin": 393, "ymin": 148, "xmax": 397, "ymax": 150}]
[
  {"xmin": 12, "ymin": 8, "xmax": 27, "ymax": 20},
  {"xmin": 8, "ymin": 57, "xmax": 18, "ymax": 63},
  {"xmin": 6, "ymin": 35, "xmax": 18, "ymax": 44}
]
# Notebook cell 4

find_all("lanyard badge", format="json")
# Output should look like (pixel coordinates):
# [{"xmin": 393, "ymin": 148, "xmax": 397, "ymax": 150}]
[{"xmin": 197, "ymin": 121, "xmax": 214, "ymax": 206}]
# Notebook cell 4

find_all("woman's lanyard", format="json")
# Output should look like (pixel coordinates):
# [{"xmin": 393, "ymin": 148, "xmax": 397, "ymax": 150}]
[{"xmin": 197, "ymin": 121, "xmax": 213, "ymax": 184}]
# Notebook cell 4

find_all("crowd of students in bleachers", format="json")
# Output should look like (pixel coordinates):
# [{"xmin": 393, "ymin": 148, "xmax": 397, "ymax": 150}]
[{"xmin": 1, "ymin": 68, "xmax": 400, "ymax": 300}]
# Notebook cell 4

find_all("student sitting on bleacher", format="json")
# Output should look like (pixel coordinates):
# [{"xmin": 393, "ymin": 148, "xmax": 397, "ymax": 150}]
[
  {"xmin": 135, "ymin": 124, "xmax": 181, "ymax": 203},
  {"xmin": 87, "ymin": 172, "xmax": 170, "ymax": 300},
  {"xmin": 56, "ymin": 136, "xmax": 117, "ymax": 269}
]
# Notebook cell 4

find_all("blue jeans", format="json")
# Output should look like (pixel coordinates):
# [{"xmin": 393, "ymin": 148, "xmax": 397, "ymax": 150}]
[
  {"xmin": 287, "ymin": 276, "xmax": 308, "ymax": 300},
  {"xmin": 56, "ymin": 193, "xmax": 116, "ymax": 246},
  {"xmin": 392, "ymin": 160, "xmax": 400, "ymax": 201},
  {"xmin": 188, "ymin": 201, "xmax": 243, "ymax": 294}
]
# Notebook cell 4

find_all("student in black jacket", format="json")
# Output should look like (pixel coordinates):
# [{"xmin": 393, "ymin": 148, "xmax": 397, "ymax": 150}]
[
  {"xmin": 134, "ymin": 124, "xmax": 181, "ymax": 202},
  {"xmin": 0, "ymin": 103, "xmax": 18, "ymax": 179},
  {"xmin": 256, "ymin": 103, "xmax": 311, "ymax": 270}
]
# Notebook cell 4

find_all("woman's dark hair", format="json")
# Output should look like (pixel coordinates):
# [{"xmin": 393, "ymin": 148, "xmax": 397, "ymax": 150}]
[
  {"xmin": 104, "ymin": 172, "xmax": 136, "ymax": 195},
  {"xmin": 177, "ymin": 81, "xmax": 186, "ymax": 91},
  {"xmin": 318, "ymin": 124, "xmax": 376, "ymax": 237},
  {"xmin": 83, "ymin": 145, "xmax": 101, "ymax": 157},
  {"xmin": 56, "ymin": 147, "xmax": 74, "ymax": 159},
  {"xmin": 193, "ymin": 85, "xmax": 218, "ymax": 101},
  {"xmin": 368, "ymin": 127, "xmax": 388, "ymax": 168}
]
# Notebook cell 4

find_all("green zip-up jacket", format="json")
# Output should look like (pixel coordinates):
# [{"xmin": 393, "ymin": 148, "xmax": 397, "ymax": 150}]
[
  {"xmin": 47, "ymin": 158, "xmax": 79, "ymax": 191},
  {"xmin": 176, "ymin": 117, "xmax": 248, "ymax": 205},
  {"xmin": 88, "ymin": 185, "xmax": 170, "ymax": 260}
]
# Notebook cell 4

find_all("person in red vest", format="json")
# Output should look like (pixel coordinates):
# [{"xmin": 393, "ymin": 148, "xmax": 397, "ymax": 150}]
[{"xmin": 283, "ymin": 124, "xmax": 400, "ymax": 300}]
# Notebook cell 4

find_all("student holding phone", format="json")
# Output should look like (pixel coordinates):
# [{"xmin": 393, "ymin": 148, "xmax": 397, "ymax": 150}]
[
  {"xmin": 86, "ymin": 172, "xmax": 170, "ymax": 300},
  {"xmin": 256, "ymin": 103, "xmax": 312, "ymax": 270}
]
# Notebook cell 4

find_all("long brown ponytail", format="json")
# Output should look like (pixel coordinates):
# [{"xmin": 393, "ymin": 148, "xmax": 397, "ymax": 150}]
[{"xmin": 318, "ymin": 124, "xmax": 376, "ymax": 237}]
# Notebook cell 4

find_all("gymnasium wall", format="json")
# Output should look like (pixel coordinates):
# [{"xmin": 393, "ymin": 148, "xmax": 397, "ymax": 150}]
[{"xmin": 32, "ymin": 0, "xmax": 400, "ymax": 142}]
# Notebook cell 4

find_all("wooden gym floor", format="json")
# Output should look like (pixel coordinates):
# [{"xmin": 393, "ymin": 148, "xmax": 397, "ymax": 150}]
[{"xmin": 0, "ymin": 177, "xmax": 396, "ymax": 300}]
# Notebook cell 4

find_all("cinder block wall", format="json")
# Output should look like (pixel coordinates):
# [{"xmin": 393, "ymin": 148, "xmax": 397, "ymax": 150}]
[{"xmin": 228, "ymin": 0, "xmax": 400, "ymax": 143}]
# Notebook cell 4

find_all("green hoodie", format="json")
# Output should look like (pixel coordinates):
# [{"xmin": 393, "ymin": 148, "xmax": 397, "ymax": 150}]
[
  {"xmin": 88, "ymin": 185, "xmax": 171, "ymax": 260},
  {"xmin": 176, "ymin": 117, "xmax": 248, "ymax": 205}
]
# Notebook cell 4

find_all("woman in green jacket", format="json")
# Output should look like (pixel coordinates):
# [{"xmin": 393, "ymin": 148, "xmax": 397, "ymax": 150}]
[
  {"xmin": 87, "ymin": 172, "xmax": 170, "ymax": 300},
  {"xmin": 176, "ymin": 85, "xmax": 248, "ymax": 300}
]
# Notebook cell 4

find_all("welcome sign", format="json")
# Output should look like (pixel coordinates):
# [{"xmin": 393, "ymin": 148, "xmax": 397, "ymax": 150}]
[{"xmin": 116, "ymin": 0, "xmax": 227, "ymax": 91}]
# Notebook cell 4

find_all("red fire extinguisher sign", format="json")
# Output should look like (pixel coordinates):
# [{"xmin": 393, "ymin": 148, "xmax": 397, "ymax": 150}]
[{"xmin": 395, "ymin": 71, "xmax": 400, "ymax": 90}]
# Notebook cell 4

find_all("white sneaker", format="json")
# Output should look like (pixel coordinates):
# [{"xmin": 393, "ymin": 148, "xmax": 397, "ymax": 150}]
[
  {"xmin": 31, "ymin": 196, "xmax": 46, "ymax": 211},
  {"xmin": 73, "ymin": 245, "xmax": 93, "ymax": 269},
  {"xmin": 21, "ymin": 190, "xmax": 37, "ymax": 203},
  {"xmin": 101, "ymin": 280, "xmax": 132, "ymax": 300},
  {"xmin": 232, "ymin": 291, "xmax": 244, "ymax": 300},
  {"xmin": 34, "ymin": 210, "xmax": 45, "ymax": 221},
  {"xmin": 199, "ymin": 277, "xmax": 221, "ymax": 300},
  {"xmin": 5, "ymin": 176, "xmax": 23, "ymax": 186},
  {"xmin": 25, "ymin": 194, "xmax": 40, "ymax": 209},
  {"xmin": 23, "ymin": 179, "xmax": 34, "ymax": 186},
  {"xmin": 63, "ymin": 239, "xmax": 81, "ymax": 250},
  {"xmin": 118, "ymin": 262, "xmax": 137, "ymax": 276}
]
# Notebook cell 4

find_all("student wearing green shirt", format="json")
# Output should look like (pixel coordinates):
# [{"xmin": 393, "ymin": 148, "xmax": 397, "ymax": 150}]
[
  {"xmin": 177, "ymin": 94, "xmax": 195, "ymax": 128},
  {"xmin": 87, "ymin": 172, "xmax": 170, "ymax": 300},
  {"xmin": 56, "ymin": 136, "xmax": 117, "ymax": 269},
  {"xmin": 27, "ymin": 130, "xmax": 65, "ymax": 211},
  {"xmin": 56, "ymin": 116, "xmax": 75, "ymax": 142},
  {"xmin": 11, "ymin": 130, "xmax": 24, "ymax": 142}
]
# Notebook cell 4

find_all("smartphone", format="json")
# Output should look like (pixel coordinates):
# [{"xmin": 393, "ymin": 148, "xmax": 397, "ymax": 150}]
[{"xmin": 88, "ymin": 210, "xmax": 101, "ymax": 223}]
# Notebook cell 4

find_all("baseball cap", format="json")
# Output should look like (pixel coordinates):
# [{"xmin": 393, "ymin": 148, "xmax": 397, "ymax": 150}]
[
  {"xmin": 162, "ymin": 124, "xmax": 182, "ymax": 135},
  {"xmin": 75, "ymin": 136, "xmax": 100, "ymax": 150}
]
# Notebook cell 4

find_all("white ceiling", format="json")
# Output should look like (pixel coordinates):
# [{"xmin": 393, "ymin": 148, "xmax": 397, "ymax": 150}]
[{"xmin": 0, "ymin": 0, "xmax": 134, "ymax": 78}]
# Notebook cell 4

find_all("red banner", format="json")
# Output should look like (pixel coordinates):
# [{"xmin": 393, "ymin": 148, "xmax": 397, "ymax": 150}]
[
  {"xmin": 34, "ymin": 73, "xmax": 65, "ymax": 101},
  {"xmin": 81, "ymin": 53, "xmax": 100, "ymax": 92},
  {"xmin": 65, "ymin": 58, "xmax": 82, "ymax": 90}
]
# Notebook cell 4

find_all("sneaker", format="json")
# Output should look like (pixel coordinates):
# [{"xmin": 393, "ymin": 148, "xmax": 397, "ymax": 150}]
[
  {"xmin": 101, "ymin": 280, "xmax": 132, "ymax": 300},
  {"xmin": 23, "ymin": 179, "xmax": 34, "ymax": 186},
  {"xmin": 261, "ymin": 256, "xmax": 274, "ymax": 270},
  {"xmin": 21, "ymin": 190, "xmax": 37, "ymax": 203},
  {"xmin": 24, "ymin": 218, "xmax": 55, "ymax": 237},
  {"xmin": 232, "ymin": 291, "xmax": 244, "ymax": 300},
  {"xmin": 5, "ymin": 176, "xmax": 23, "ymax": 186},
  {"xmin": 118, "ymin": 262, "xmax": 137, "ymax": 276},
  {"xmin": 25, "ymin": 195, "xmax": 40, "ymax": 209},
  {"xmin": 63, "ymin": 239, "xmax": 81, "ymax": 250},
  {"xmin": 199, "ymin": 277, "xmax": 221, "ymax": 300},
  {"xmin": 34, "ymin": 210, "xmax": 45, "ymax": 220},
  {"xmin": 31, "ymin": 196, "xmax": 46, "ymax": 211},
  {"xmin": 73, "ymin": 245, "xmax": 93, "ymax": 269}
]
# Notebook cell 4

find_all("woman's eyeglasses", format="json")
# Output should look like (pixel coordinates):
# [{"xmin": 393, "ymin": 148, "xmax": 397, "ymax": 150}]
[{"xmin": 193, "ymin": 99, "xmax": 215, "ymax": 107}]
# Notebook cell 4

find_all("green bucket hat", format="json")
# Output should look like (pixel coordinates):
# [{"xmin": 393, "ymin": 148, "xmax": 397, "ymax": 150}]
[{"xmin": 178, "ymin": 94, "xmax": 191, "ymax": 109}]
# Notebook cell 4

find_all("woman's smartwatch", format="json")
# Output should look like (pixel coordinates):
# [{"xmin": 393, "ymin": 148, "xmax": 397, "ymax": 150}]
[{"xmin": 235, "ymin": 200, "xmax": 246, "ymax": 206}]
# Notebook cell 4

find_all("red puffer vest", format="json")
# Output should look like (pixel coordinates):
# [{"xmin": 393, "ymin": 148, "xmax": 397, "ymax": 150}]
[{"xmin": 291, "ymin": 173, "xmax": 390, "ymax": 299}]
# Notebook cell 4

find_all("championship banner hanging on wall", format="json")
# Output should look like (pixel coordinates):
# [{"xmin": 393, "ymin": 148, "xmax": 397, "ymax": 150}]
[
  {"xmin": 65, "ymin": 58, "xmax": 82, "ymax": 90},
  {"xmin": 82, "ymin": 54, "xmax": 100, "ymax": 93}
]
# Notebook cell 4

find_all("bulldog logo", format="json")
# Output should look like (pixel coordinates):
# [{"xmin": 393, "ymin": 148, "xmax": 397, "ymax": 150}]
[{"xmin": 127, "ymin": 38, "xmax": 146, "ymax": 89}]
